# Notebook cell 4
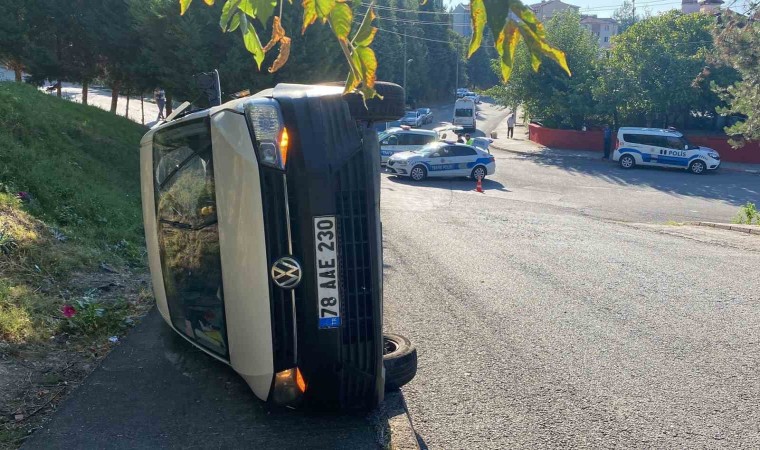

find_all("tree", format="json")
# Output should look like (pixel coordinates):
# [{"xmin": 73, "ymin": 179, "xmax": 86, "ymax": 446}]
[
  {"xmin": 0, "ymin": 2, "xmax": 31, "ymax": 82},
  {"xmin": 487, "ymin": 10, "xmax": 599, "ymax": 129},
  {"xmin": 612, "ymin": 0, "xmax": 638, "ymax": 34},
  {"xmin": 711, "ymin": 4, "xmax": 760, "ymax": 147},
  {"xmin": 595, "ymin": 11, "xmax": 728, "ymax": 129},
  {"xmin": 181, "ymin": 0, "xmax": 570, "ymax": 100}
]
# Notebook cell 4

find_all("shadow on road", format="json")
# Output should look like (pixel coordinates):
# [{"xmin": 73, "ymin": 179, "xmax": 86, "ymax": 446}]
[
  {"xmin": 385, "ymin": 174, "xmax": 510, "ymax": 193},
  {"xmin": 523, "ymin": 153, "xmax": 760, "ymax": 207},
  {"xmin": 24, "ymin": 309, "xmax": 387, "ymax": 449}
]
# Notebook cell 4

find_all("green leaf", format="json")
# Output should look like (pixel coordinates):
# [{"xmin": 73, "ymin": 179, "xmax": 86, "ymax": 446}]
[
  {"xmin": 302, "ymin": 0, "xmax": 317, "ymax": 33},
  {"xmin": 494, "ymin": 21, "xmax": 520, "ymax": 81},
  {"xmin": 517, "ymin": 21, "xmax": 570, "ymax": 76},
  {"xmin": 482, "ymin": 0, "xmax": 510, "ymax": 42},
  {"xmin": 228, "ymin": 12, "xmax": 241, "ymax": 31},
  {"xmin": 355, "ymin": 46, "xmax": 377, "ymax": 89},
  {"xmin": 241, "ymin": 22, "xmax": 265, "ymax": 69},
  {"xmin": 220, "ymin": 0, "xmax": 242, "ymax": 31},
  {"xmin": 352, "ymin": 6, "xmax": 376, "ymax": 47},
  {"xmin": 252, "ymin": 0, "xmax": 278, "ymax": 26},
  {"xmin": 180, "ymin": 0, "xmax": 193, "ymax": 15},
  {"xmin": 316, "ymin": 0, "xmax": 338, "ymax": 21},
  {"xmin": 329, "ymin": 3, "xmax": 353, "ymax": 41},
  {"xmin": 468, "ymin": 0, "xmax": 487, "ymax": 58}
]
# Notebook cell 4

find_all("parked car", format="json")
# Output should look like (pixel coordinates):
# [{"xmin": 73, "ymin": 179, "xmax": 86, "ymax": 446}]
[
  {"xmin": 386, "ymin": 142, "xmax": 496, "ymax": 181},
  {"xmin": 400, "ymin": 110, "xmax": 424, "ymax": 127},
  {"xmin": 378, "ymin": 127, "xmax": 438, "ymax": 165},
  {"xmin": 613, "ymin": 127, "xmax": 720, "ymax": 174},
  {"xmin": 464, "ymin": 91, "xmax": 480, "ymax": 104},
  {"xmin": 417, "ymin": 107, "xmax": 433, "ymax": 124},
  {"xmin": 139, "ymin": 81, "xmax": 417, "ymax": 411}
]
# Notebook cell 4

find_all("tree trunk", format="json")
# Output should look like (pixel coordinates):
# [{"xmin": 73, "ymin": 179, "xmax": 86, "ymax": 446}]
[
  {"xmin": 141, "ymin": 94, "xmax": 145, "ymax": 125},
  {"xmin": 56, "ymin": 81, "xmax": 62, "ymax": 97},
  {"xmin": 82, "ymin": 80, "xmax": 89, "ymax": 105},
  {"xmin": 125, "ymin": 89, "xmax": 130, "ymax": 119},
  {"xmin": 165, "ymin": 94, "xmax": 173, "ymax": 115},
  {"xmin": 14, "ymin": 68, "xmax": 22, "ymax": 82},
  {"xmin": 110, "ymin": 80, "xmax": 121, "ymax": 113}
]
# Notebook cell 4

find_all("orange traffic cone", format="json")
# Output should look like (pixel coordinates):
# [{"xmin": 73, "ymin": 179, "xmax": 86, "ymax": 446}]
[{"xmin": 476, "ymin": 176, "xmax": 484, "ymax": 193}]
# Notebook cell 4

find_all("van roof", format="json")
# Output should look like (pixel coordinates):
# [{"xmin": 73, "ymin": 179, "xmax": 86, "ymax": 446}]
[{"xmin": 618, "ymin": 127, "xmax": 683, "ymax": 137}]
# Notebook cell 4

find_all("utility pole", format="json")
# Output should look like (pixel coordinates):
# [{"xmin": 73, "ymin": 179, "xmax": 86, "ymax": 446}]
[
  {"xmin": 632, "ymin": 0, "xmax": 636, "ymax": 22},
  {"xmin": 403, "ymin": 31, "xmax": 407, "ymax": 100}
]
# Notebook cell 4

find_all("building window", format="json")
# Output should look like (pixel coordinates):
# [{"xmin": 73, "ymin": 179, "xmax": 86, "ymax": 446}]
[
  {"xmin": 605, "ymin": 25, "xmax": 609, "ymax": 31},
  {"xmin": 604, "ymin": 36, "xmax": 609, "ymax": 42}
]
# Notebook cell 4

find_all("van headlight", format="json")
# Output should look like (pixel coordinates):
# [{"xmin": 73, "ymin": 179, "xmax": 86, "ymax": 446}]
[{"xmin": 242, "ymin": 98, "xmax": 289, "ymax": 170}]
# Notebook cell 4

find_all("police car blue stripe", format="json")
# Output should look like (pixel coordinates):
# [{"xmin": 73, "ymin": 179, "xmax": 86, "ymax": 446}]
[{"xmin": 618, "ymin": 147, "xmax": 700, "ymax": 166}]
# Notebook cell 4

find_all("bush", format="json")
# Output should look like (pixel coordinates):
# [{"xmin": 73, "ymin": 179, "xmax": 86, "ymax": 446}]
[{"xmin": 732, "ymin": 202, "xmax": 759, "ymax": 225}]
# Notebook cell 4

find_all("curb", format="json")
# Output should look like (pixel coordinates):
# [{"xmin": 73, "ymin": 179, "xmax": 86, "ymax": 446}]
[
  {"xmin": 692, "ymin": 221, "xmax": 760, "ymax": 235},
  {"xmin": 380, "ymin": 390, "xmax": 420, "ymax": 450}
]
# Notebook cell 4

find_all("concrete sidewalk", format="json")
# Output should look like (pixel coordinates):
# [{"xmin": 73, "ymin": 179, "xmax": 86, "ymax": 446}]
[
  {"xmin": 489, "ymin": 118, "xmax": 760, "ymax": 175},
  {"xmin": 24, "ymin": 309, "xmax": 382, "ymax": 449}
]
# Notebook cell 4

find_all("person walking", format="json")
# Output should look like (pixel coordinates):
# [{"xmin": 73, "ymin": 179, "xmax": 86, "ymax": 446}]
[
  {"xmin": 507, "ymin": 111, "xmax": 516, "ymax": 139},
  {"xmin": 603, "ymin": 124, "xmax": 612, "ymax": 159},
  {"xmin": 155, "ymin": 88, "xmax": 166, "ymax": 121}
]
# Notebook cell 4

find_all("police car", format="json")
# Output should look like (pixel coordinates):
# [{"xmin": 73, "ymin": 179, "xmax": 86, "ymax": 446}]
[
  {"xmin": 614, "ymin": 127, "xmax": 720, "ymax": 174},
  {"xmin": 378, "ymin": 127, "xmax": 438, "ymax": 165},
  {"xmin": 386, "ymin": 142, "xmax": 496, "ymax": 181}
]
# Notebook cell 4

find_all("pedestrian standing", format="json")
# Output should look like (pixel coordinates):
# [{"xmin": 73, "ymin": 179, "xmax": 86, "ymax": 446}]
[
  {"xmin": 507, "ymin": 111, "xmax": 516, "ymax": 139},
  {"xmin": 456, "ymin": 134, "xmax": 465, "ymax": 143},
  {"xmin": 465, "ymin": 133, "xmax": 473, "ymax": 145},
  {"xmin": 155, "ymin": 88, "xmax": 166, "ymax": 121},
  {"xmin": 603, "ymin": 124, "xmax": 612, "ymax": 159}
]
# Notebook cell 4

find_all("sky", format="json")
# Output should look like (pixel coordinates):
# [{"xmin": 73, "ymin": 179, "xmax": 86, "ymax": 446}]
[{"xmin": 443, "ymin": 0, "xmax": 713, "ymax": 18}]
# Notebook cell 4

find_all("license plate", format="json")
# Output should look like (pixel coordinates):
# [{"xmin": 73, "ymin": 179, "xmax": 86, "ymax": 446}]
[{"xmin": 313, "ymin": 216, "xmax": 341, "ymax": 329}]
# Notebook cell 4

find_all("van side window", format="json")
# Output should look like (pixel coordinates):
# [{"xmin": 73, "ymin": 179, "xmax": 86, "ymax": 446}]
[
  {"xmin": 623, "ymin": 134, "xmax": 643, "ymax": 144},
  {"xmin": 410, "ymin": 134, "xmax": 433, "ymax": 145}
]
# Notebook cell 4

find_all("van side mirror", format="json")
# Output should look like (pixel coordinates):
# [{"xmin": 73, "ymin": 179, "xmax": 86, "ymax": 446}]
[{"xmin": 684, "ymin": 144, "xmax": 688, "ymax": 150}]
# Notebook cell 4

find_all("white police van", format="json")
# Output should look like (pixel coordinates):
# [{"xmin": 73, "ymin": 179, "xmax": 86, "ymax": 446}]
[
  {"xmin": 386, "ymin": 142, "xmax": 495, "ymax": 181},
  {"xmin": 378, "ymin": 126, "xmax": 438, "ymax": 165},
  {"xmin": 613, "ymin": 127, "xmax": 721, "ymax": 174}
]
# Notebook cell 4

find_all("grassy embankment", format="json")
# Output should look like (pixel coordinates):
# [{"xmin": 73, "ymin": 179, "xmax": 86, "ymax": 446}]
[{"xmin": 0, "ymin": 82, "xmax": 150, "ymax": 447}]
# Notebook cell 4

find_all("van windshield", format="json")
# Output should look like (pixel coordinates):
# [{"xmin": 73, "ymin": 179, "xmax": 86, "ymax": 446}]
[{"xmin": 455, "ymin": 108, "xmax": 473, "ymax": 117}]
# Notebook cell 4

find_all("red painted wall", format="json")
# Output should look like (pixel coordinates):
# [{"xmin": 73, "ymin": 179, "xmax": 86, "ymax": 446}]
[
  {"xmin": 688, "ymin": 136, "xmax": 760, "ymax": 164},
  {"xmin": 528, "ymin": 123, "xmax": 604, "ymax": 152},
  {"xmin": 528, "ymin": 123, "xmax": 760, "ymax": 164}
]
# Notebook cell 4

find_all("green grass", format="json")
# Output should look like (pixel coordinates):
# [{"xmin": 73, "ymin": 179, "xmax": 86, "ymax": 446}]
[{"xmin": 0, "ymin": 82, "xmax": 147, "ymax": 343}]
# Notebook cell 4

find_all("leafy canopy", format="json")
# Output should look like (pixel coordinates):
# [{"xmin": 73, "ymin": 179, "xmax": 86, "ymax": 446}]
[{"xmin": 179, "ymin": 0, "xmax": 570, "ymax": 99}]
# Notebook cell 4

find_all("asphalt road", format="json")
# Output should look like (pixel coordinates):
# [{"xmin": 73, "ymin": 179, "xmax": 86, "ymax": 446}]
[
  {"xmin": 27, "ymin": 100, "xmax": 760, "ymax": 448},
  {"xmin": 382, "ymin": 103, "xmax": 760, "ymax": 448}
]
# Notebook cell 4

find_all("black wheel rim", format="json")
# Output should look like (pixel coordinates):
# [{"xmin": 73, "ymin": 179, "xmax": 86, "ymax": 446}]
[{"xmin": 383, "ymin": 337, "xmax": 398, "ymax": 355}]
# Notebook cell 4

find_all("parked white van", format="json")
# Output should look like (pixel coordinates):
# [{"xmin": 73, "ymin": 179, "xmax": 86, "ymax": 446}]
[
  {"xmin": 378, "ymin": 127, "xmax": 438, "ymax": 165},
  {"xmin": 614, "ymin": 127, "xmax": 721, "ymax": 174},
  {"xmin": 453, "ymin": 98, "xmax": 476, "ymax": 131}
]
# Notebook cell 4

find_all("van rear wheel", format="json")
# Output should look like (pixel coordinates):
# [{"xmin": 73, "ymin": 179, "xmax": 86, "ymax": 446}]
[
  {"xmin": 383, "ymin": 333, "xmax": 417, "ymax": 390},
  {"xmin": 343, "ymin": 81, "xmax": 405, "ymax": 123}
]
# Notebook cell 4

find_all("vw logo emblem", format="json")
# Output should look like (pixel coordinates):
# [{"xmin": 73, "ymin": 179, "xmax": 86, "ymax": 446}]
[{"xmin": 271, "ymin": 257, "xmax": 302, "ymax": 289}]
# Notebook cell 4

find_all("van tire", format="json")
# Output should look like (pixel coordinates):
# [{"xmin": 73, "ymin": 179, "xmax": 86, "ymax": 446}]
[
  {"xmin": 343, "ymin": 82, "xmax": 405, "ymax": 123},
  {"xmin": 689, "ymin": 160, "xmax": 706, "ymax": 174},
  {"xmin": 619, "ymin": 154, "xmax": 635, "ymax": 169},
  {"xmin": 383, "ymin": 333, "xmax": 417, "ymax": 390}
]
